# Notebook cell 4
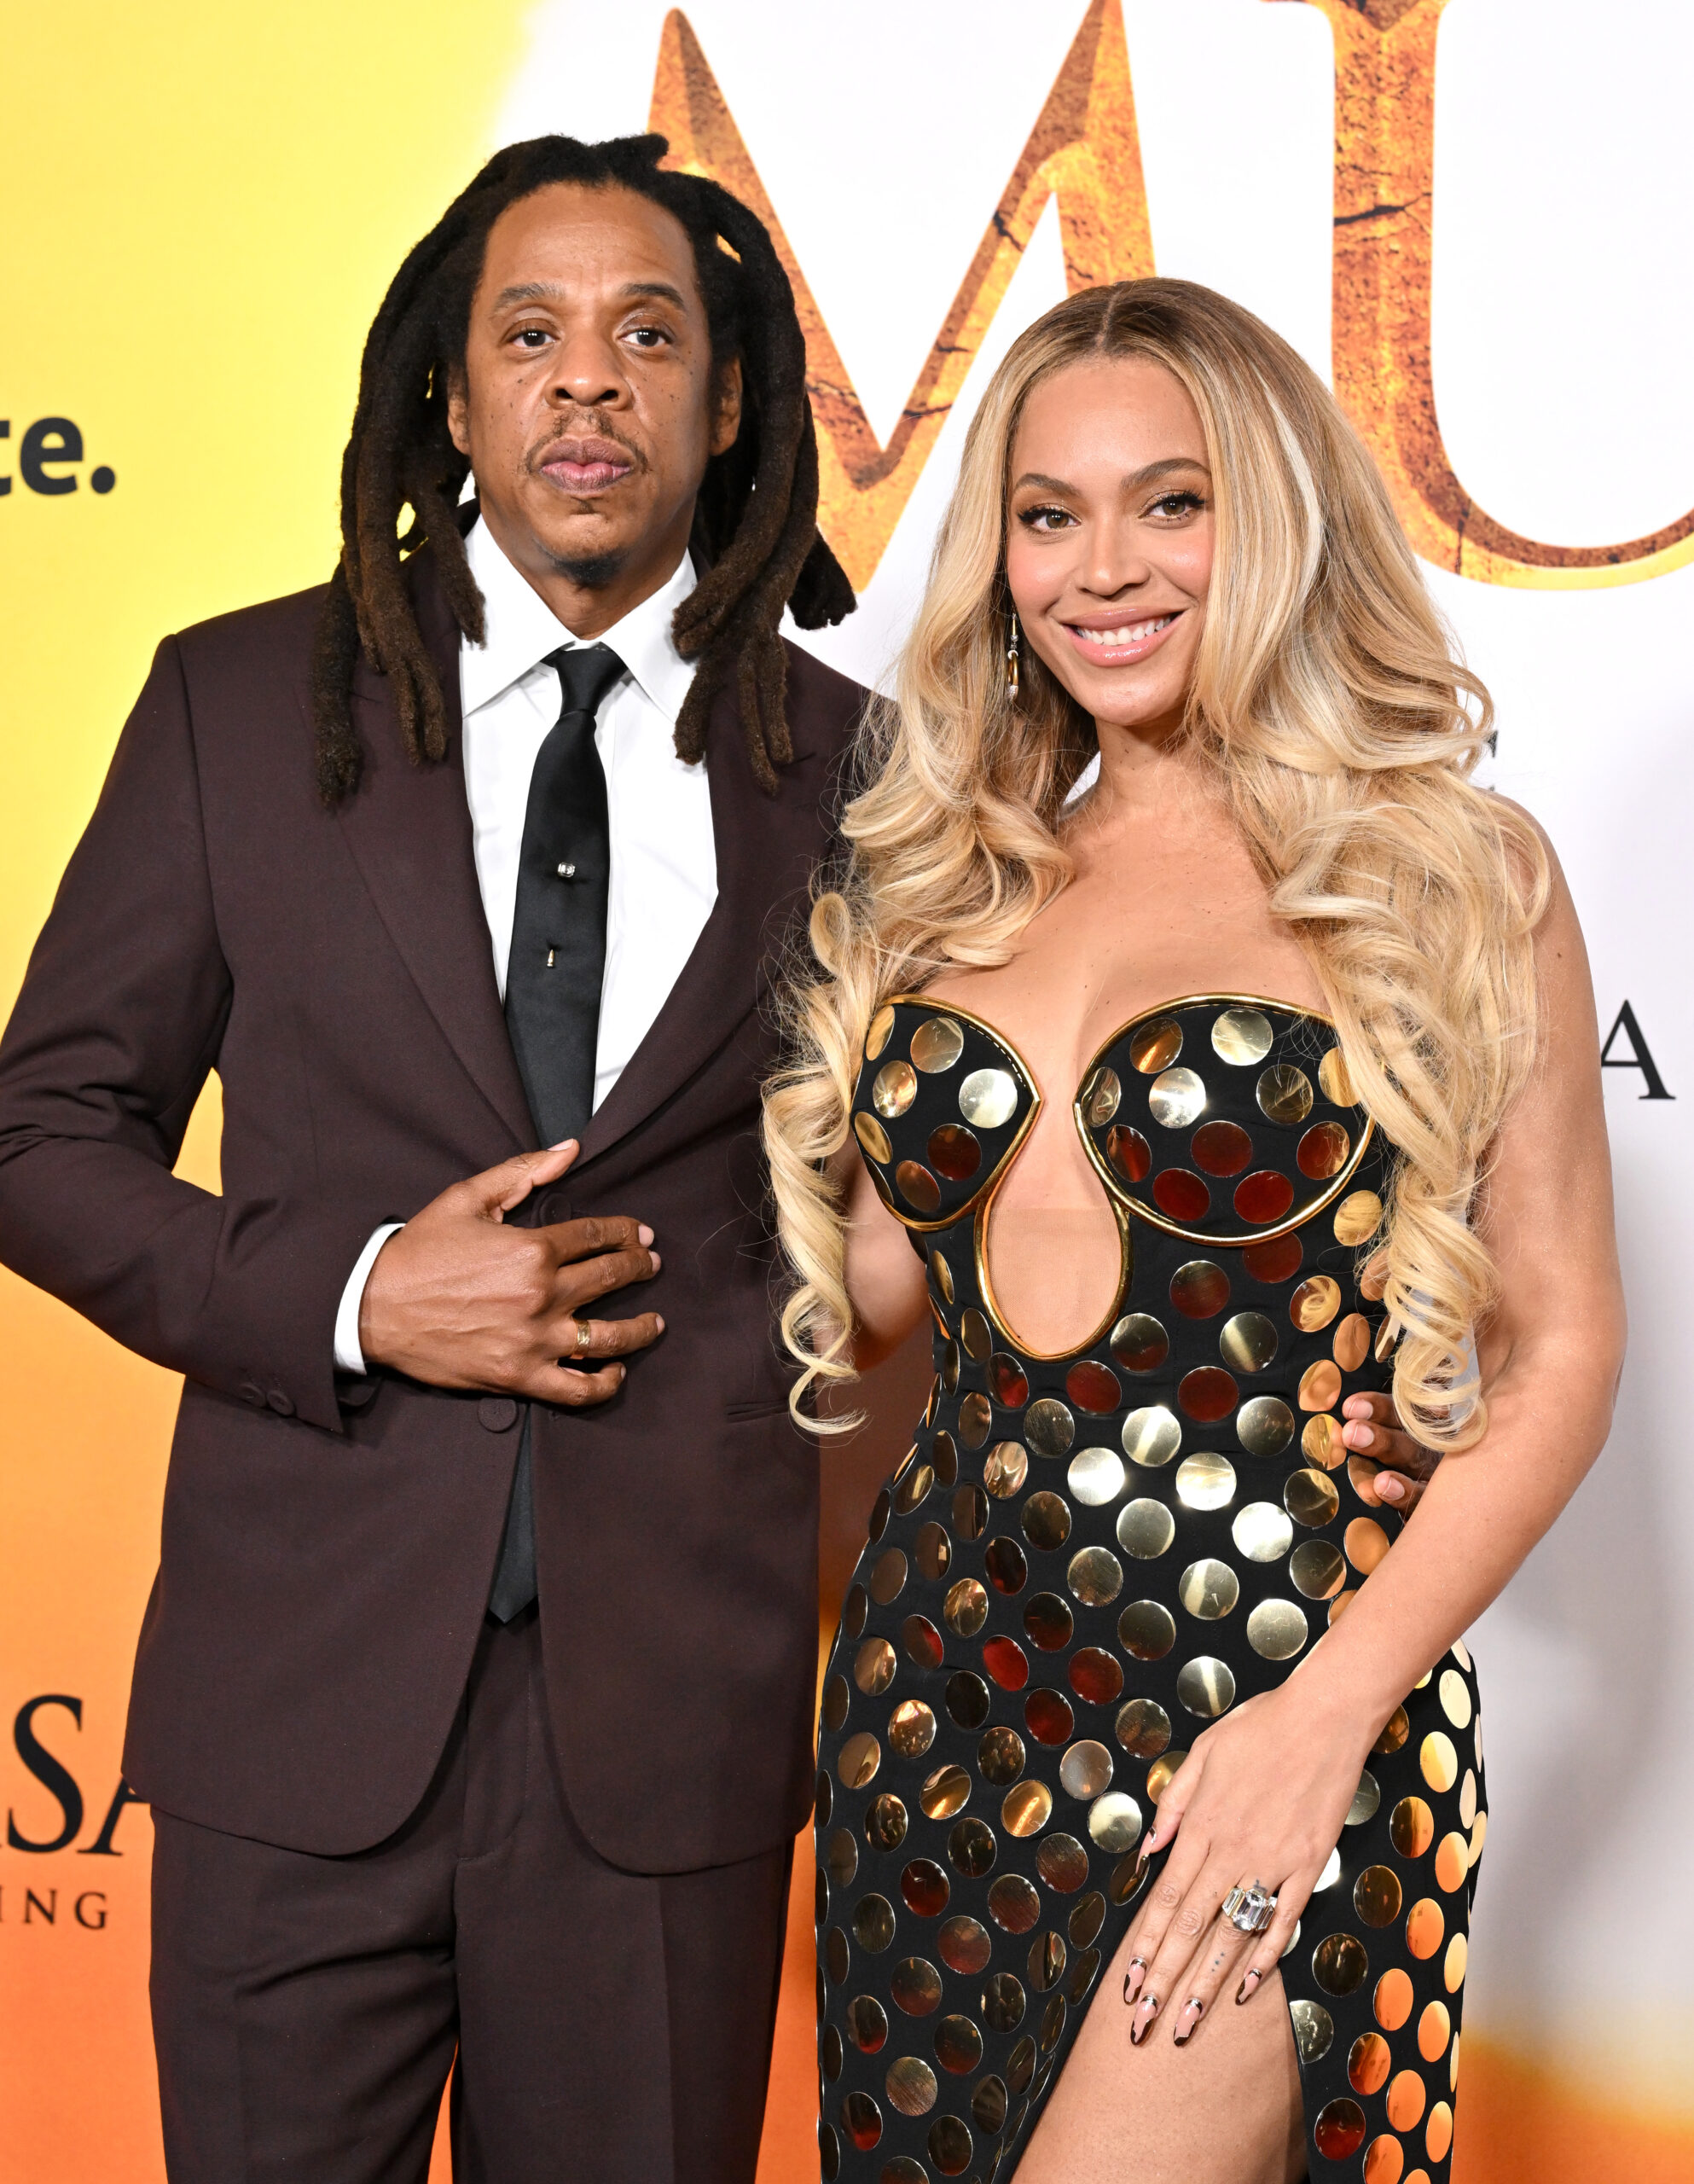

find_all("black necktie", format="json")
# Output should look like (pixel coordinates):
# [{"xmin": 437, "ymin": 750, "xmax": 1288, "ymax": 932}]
[{"xmin": 488, "ymin": 642, "xmax": 626, "ymax": 1623}]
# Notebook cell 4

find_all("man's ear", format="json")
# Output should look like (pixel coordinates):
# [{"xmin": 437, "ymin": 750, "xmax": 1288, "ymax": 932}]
[
  {"xmin": 710, "ymin": 355, "xmax": 744, "ymax": 459},
  {"xmin": 446, "ymin": 366, "xmax": 472, "ymax": 460}
]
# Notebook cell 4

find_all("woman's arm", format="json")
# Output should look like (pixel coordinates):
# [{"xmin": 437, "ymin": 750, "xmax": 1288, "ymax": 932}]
[{"xmin": 1122, "ymin": 839, "xmax": 1624, "ymax": 2045}]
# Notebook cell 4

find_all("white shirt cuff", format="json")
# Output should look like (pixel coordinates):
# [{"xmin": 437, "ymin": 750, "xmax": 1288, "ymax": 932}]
[{"xmin": 334, "ymin": 1223, "xmax": 403, "ymax": 1375}]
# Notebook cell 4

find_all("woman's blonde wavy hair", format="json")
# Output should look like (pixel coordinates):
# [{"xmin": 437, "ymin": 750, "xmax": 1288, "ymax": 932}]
[{"xmin": 766, "ymin": 278, "xmax": 1547, "ymax": 1448}]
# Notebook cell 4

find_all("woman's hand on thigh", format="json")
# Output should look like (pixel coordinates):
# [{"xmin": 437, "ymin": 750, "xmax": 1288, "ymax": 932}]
[{"xmin": 1118, "ymin": 1684, "xmax": 1368, "ymax": 2048}]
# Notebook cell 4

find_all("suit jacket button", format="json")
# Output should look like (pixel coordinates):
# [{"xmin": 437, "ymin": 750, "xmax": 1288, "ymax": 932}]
[
  {"xmin": 265, "ymin": 1389, "xmax": 295, "ymax": 1417},
  {"xmin": 479, "ymin": 1397, "xmax": 519, "ymax": 1432},
  {"xmin": 240, "ymin": 1380, "xmax": 267, "ymax": 1408}
]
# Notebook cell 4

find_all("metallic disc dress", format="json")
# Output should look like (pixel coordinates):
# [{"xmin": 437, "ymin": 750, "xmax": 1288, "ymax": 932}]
[{"xmin": 815, "ymin": 995, "xmax": 1485, "ymax": 2184}]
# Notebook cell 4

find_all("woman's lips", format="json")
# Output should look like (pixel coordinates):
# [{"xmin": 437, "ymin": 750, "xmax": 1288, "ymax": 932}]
[{"xmin": 1060, "ymin": 611, "xmax": 1181, "ymax": 667}]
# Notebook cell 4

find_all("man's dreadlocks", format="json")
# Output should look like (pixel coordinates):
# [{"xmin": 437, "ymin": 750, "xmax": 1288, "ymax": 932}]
[{"xmin": 311, "ymin": 132, "xmax": 855, "ymax": 804}]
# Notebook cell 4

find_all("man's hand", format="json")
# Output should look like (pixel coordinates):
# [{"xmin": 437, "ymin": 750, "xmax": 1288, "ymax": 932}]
[
  {"xmin": 358, "ymin": 1141, "xmax": 663, "ymax": 1405},
  {"xmin": 1341, "ymin": 1391, "xmax": 1440, "ymax": 1512}
]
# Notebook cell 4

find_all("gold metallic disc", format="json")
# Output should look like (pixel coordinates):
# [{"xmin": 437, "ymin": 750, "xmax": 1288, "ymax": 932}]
[
  {"xmin": 855, "ymin": 1637, "xmax": 896, "ymax": 1695},
  {"xmin": 1175, "ymin": 1451, "xmax": 1236, "ymax": 1511},
  {"xmin": 1066, "ymin": 1546, "xmax": 1123, "ymax": 1606},
  {"xmin": 1333, "ymin": 1313, "xmax": 1370, "ymax": 1371},
  {"xmin": 838, "ymin": 1732, "xmax": 880, "ymax": 1789},
  {"xmin": 1081, "ymin": 1066, "xmax": 1122, "ymax": 1126},
  {"xmin": 983, "ymin": 1443, "xmax": 1029, "ymax": 1498},
  {"xmin": 1149, "ymin": 1066, "xmax": 1206, "ymax": 1130},
  {"xmin": 1237, "ymin": 1396, "xmax": 1296, "ymax": 1457},
  {"xmin": 1290, "ymin": 1540, "xmax": 1346, "ymax": 1600},
  {"xmin": 910, "ymin": 1016, "xmax": 966, "ymax": 1073},
  {"xmin": 1059, "ymin": 1740, "xmax": 1113, "ymax": 1800},
  {"xmin": 1114, "ymin": 1698, "xmax": 1172, "ymax": 1758},
  {"xmin": 1001, "ymin": 1780, "xmax": 1053, "ymax": 1838},
  {"xmin": 1211, "ymin": 1006, "xmax": 1274, "ymax": 1065},
  {"xmin": 1129, "ymin": 1017, "xmax": 1182, "ymax": 1073},
  {"xmin": 1024, "ymin": 1398, "xmax": 1076, "ymax": 1458},
  {"xmin": 1109, "ymin": 1312, "xmax": 1169, "ymax": 1373},
  {"xmin": 1318, "ymin": 1046, "xmax": 1355, "ymax": 1105},
  {"xmin": 854, "ymin": 1111, "xmax": 892, "ymax": 1164},
  {"xmin": 1290, "ymin": 1275, "xmax": 1342, "ymax": 1333},
  {"xmin": 1220, "ymin": 1311, "xmax": 1279, "ymax": 1373},
  {"xmin": 1121, "ymin": 1405, "xmax": 1181, "ymax": 1468},
  {"xmin": 1333, "ymin": 1189, "xmax": 1384, "ymax": 1246},
  {"xmin": 1066, "ymin": 1446, "xmax": 1126, "ymax": 1507},
  {"xmin": 943, "ymin": 1578, "xmax": 988, "ymax": 1637},
  {"xmin": 1116, "ymin": 1498, "xmax": 1175, "ymax": 1559},
  {"xmin": 1232, "ymin": 1501, "xmax": 1293, "ymax": 1561},
  {"xmin": 959, "ymin": 1067, "xmax": 1018, "ymax": 1129},
  {"xmin": 1291, "ymin": 1999, "xmax": 1335, "ymax": 2064},
  {"xmin": 1256, "ymin": 1063, "xmax": 1313, "ymax": 1126},
  {"xmin": 890, "ymin": 1700, "xmax": 937, "ymax": 1759},
  {"xmin": 1178, "ymin": 1557, "xmax": 1239, "ymax": 1619},
  {"xmin": 1247, "ymin": 1597, "xmax": 1309, "ymax": 1660},
  {"xmin": 874, "ymin": 1060, "xmax": 918, "ymax": 1118},
  {"xmin": 1117, "ymin": 1599, "xmax": 1176, "ymax": 1660},
  {"xmin": 885, "ymin": 2055, "xmax": 938, "ymax": 2116},
  {"xmin": 1175, "ymin": 1655, "xmax": 1236, "ymax": 1717},
  {"xmin": 1302, "ymin": 1414, "xmax": 1342, "ymax": 1469},
  {"xmin": 1087, "ymin": 1791, "xmax": 1142, "ymax": 1852},
  {"xmin": 1145, "ymin": 1750, "xmax": 1189, "ymax": 1804},
  {"xmin": 1299, "ymin": 1359, "xmax": 1343, "ymax": 1411},
  {"xmin": 1285, "ymin": 1467, "xmax": 1341, "ymax": 1527}
]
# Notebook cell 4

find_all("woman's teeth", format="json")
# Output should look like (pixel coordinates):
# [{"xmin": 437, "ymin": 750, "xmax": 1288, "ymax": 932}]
[{"xmin": 1073, "ymin": 615, "xmax": 1174, "ymax": 646}]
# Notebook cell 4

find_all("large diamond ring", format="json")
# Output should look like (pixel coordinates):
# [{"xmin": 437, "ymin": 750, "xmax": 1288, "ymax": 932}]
[{"xmin": 1221, "ymin": 1883, "xmax": 1278, "ymax": 1936}]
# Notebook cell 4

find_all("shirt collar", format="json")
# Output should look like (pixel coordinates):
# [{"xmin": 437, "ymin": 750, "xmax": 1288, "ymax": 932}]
[{"xmin": 459, "ymin": 514, "xmax": 697, "ymax": 727}]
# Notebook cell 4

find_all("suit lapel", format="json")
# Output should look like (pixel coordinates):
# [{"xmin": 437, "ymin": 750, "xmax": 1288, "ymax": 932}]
[
  {"xmin": 577, "ymin": 675, "xmax": 820, "ymax": 1168},
  {"xmin": 335, "ymin": 551, "xmax": 538, "ymax": 1155}
]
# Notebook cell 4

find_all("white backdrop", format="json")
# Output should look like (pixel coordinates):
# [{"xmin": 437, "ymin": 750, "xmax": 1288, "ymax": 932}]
[{"xmin": 499, "ymin": 0, "xmax": 1694, "ymax": 2123}]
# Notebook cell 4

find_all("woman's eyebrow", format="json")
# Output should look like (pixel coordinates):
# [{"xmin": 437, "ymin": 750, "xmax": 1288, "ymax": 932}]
[{"xmin": 1010, "ymin": 456, "xmax": 1211, "ymax": 496}]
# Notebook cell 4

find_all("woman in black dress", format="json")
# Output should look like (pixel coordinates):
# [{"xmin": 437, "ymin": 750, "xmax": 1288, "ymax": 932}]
[{"xmin": 765, "ymin": 282, "xmax": 1621, "ymax": 2184}]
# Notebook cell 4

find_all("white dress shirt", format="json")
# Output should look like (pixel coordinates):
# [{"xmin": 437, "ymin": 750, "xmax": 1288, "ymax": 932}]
[{"xmin": 333, "ymin": 518, "xmax": 717, "ymax": 1372}]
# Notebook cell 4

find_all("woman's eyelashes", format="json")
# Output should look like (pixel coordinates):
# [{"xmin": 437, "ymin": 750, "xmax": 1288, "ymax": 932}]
[
  {"xmin": 1016, "ymin": 502, "xmax": 1079, "ymax": 532},
  {"xmin": 1013, "ymin": 489, "xmax": 1208, "ymax": 533}
]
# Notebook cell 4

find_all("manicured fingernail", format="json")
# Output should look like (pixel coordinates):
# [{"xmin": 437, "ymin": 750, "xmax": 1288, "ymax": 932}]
[
  {"xmin": 1130, "ymin": 1995, "xmax": 1159, "ymax": 2046},
  {"xmin": 1173, "ymin": 1999, "xmax": 1204, "ymax": 2047},
  {"xmin": 1343, "ymin": 1422, "xmax": 1372, "ymax": 1448},
  {"xmin": 1235, "ymin": 1968, "xmax": 1261, "ymax": 2006},
  {"xmin": 550, "ymin": 1138, "xmax": 577, "ymax": 1151},
  {"xmin": 653, "ymin": 1316, "xmax": 665, "ymax": 1333},
  {"xmin": 1377, "ymin": 1474, "xmax": 1405, "ymax": 1502},
  {"xmin": 639, "ymin": 1225, "xmax": 654, "ymax": 1246},
  {"xmin": 1123, "ymin": 1959, "xmax": 1146, "ymax": 2006}
]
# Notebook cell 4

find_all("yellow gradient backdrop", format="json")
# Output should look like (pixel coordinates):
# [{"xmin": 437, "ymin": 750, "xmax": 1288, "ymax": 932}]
[{"xmin": 0, "ymin": 7, "xmax": 528, "ymax": 2173}]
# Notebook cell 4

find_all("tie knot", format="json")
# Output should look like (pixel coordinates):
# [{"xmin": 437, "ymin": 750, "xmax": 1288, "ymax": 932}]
[{"xmin": 548, "ymin": 643, "xmax": 626, "ymax": 722}]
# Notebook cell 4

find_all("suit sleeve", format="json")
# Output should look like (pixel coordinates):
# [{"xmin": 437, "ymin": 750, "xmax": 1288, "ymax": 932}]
[{"xmin": 0, "ymin": 636, "xmax": 363, "ymax": 1433}]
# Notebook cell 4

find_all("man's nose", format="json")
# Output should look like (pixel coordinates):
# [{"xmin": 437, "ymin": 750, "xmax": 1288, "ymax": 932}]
[{"xmin": 548, "ymin": 330, "xmax": 629, "ymax": 410}]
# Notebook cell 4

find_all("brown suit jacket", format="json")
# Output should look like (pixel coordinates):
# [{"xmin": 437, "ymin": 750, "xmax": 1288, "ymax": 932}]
[{"xmin": 0, "ymin": 549, "xmax": 862, "ymax": 1864}]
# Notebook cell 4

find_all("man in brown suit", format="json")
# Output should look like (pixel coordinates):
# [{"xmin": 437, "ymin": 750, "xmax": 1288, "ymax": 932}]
[{"xmin": 0, "ymin": 135, "xmax": 859, "ymax": 2182}]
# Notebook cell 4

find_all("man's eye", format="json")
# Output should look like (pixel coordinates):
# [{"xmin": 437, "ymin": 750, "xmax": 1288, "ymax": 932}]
[
  {"xmin": 627, "ymin": 325, "xmax": 670, "ymax": 348},
  {"xmin": 512, "ymin": 328, "xmax": 551, "ymax": 349}
]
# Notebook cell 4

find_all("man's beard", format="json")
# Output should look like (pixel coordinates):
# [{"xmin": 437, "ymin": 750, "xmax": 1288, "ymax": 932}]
[{"xmin": 546, "ymin": 545, "xmax": 629, "ymax": 589}]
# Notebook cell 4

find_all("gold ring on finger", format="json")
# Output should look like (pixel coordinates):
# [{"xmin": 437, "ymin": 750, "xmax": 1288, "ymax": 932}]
[{"xmin": 573, "ymin": 1320, "xmax": 594, "ymax": 1356}]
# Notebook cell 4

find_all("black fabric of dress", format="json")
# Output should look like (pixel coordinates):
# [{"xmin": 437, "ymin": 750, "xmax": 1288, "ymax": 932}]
[
  {"xmin": 815, "ymin": 995, "xmax": 1484, "ymax": 2184},
  {"xmin": 489, "ymin": 642, "xmax": 626, "ymax": 1626}
]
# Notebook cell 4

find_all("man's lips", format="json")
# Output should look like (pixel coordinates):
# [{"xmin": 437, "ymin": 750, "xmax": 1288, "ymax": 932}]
[
  {"xmin": 1059, "ymin": 610, "xmax": 1181, "ymax": 666},
  {"xmin": 535, "ymin": 437, "xmax": 636, "ymax": 495}
]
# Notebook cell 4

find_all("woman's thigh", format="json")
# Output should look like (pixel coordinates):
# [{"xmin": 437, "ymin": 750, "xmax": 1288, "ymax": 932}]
[{"xmin": 1013, "ymin": 1921, "xmax": 1306, "ymax": 2184}]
